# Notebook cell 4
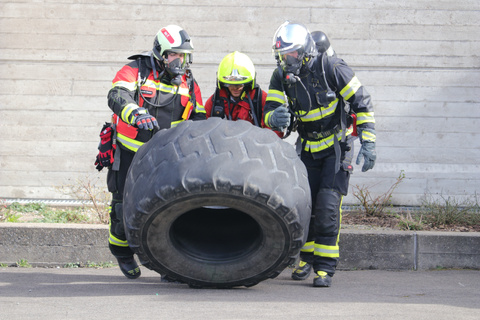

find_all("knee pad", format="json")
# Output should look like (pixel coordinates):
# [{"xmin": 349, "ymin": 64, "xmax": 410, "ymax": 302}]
[
  {"xmin": 313, "ymin": 189, "xmax": 342, "ymax": 236},
  {"xmin": 110, "ymin": 202, "xmax": 125, "ymax": 237}
]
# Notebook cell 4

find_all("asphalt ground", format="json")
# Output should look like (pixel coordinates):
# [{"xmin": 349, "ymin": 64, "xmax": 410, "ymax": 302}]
[{"xmin": 1, "ymin": 266, "xmax": 479, "ymax": 320}]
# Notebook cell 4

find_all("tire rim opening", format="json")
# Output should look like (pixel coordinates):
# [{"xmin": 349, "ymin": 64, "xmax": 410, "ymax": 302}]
[{"xmin": 170, "ymin": 206, "xmax": 262, "ymax": 262}]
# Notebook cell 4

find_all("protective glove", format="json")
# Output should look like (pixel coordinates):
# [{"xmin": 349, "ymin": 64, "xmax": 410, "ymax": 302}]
[
  {"xmin": 356, "ymin": 141, "xmax": 376, "ymax": 172},
  {"xmin": 94, "ymin": 124, "xmax": 114, "ymax": 171},
  {"xmin": 95, "ymin": 150, "xmax": 113, "ymax": 171},
  {"xmin": 269, "ymin": 105, "xmax": 290, "ymax": 130},
  {"xmin": 133, "ymin": 108, "xmax": 160, "ymax": 130}
]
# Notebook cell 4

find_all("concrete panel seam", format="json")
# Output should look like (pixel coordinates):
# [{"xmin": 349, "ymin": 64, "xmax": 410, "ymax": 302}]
[{"xmin": 413, "ymin": 232, "xmax": 418, "ymax": 271}]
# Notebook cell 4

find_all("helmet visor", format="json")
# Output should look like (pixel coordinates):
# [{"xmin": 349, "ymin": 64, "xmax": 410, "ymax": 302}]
[
  {"xmin": 164, "ymin": 52, "xmax": 192, "ymax": 68},
  {"xmin": 223, "ymin": 83, "xmax": 245, "ymax": 89},
  {"xmin": 222, "ymin": 75, "xmax": 249, "ymax": 82},
  {"xmin": 278, "ymin": 50, "xmax": 299, "ymax": 63}
]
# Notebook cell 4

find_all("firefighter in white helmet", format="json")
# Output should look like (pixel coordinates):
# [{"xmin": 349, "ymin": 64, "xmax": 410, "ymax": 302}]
[{"xmin": 100, "ymin": 25, "xmax": 205, "ymax": 280}]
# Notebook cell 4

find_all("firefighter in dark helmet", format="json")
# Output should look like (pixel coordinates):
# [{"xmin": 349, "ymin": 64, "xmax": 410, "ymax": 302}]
[
  {"xmin": 264, "ymin": 21, "xmax": 376, "ymax": 287},
  {"xmin": 103, "ymin": 25, "xmax": 205, "ymax": 279}
]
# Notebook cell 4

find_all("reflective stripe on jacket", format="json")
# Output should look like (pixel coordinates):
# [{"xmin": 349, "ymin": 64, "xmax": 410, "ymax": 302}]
[
  {"xmin": 107, "ymin": 56, "xmax": 205, "ymax": 152},
  {"xmin": 264, "ymin": 55, "xmax": 375, "ymax": 157}
]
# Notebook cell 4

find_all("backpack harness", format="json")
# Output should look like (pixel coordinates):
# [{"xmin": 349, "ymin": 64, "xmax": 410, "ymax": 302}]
[
  {"xmin": 210, "ymin": 85, "xmax": 263, "ymax": 128},
  {"xmin": 279, "ymin": 52, "xmax": 357, "ymax": 172},
  {"xmin": 98, "ymin": 52, "xmax": 197, "ymax": 171}
]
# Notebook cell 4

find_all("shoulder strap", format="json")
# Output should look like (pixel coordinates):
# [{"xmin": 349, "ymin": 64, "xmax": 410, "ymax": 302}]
[
  {"xmin": 211, "ymin": 88, "xmax": 220, "ymax": 117},
  {"xmin": 137, "ymin": 57, "xmax": 150, "ymax": 86},
  {"xmin": 245, "ymin": 90, "xmax": 260, "ymax": 127},
  {"xmin": 251, "ymin": 87, "xmax": 263, "ymax": 127},
  {"xmin": 132, "ymin": 57, "xmax": 150, "ymax": 105},
  {"xmin": 317, "ymin": 53, "xmax": 349, "ymax": 142},
  {"xmin": 185, "ymin": 69, "xmax": 196, "ymax": 111}
]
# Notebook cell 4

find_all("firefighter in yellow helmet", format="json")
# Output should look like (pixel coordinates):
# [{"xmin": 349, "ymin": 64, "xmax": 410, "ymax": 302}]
[
  {"xmin": 98, "ymin": 25, "xmax": 206, "ymax": 280},
  {"xmin": 204, "ymin": 51, "xmax": 281, "ymax": 136},
  {"xmin": 264, "ymin": 21, "xmax": 377, "ymax": 287}
]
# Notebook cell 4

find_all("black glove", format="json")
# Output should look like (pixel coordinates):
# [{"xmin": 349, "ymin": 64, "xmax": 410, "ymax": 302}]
[
  {"xmin": 269, "ymin": 105, "xmax": 290, "ymax": 130},
  {"xmin": 133, "ymin": 108, "xmax": 160, "ymax": 130},
  {"xmin": 356, "ymin": 141, "xmax": 376, "ymax": 172}
]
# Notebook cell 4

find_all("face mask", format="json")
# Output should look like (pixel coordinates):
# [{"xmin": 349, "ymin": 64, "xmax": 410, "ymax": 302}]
[
  {"xmin": 281, "ymin": 54, "xmax": 303, "ymax": 76},
  {"xmin": 166, "ymin": 57, "xmax": 185, "ymax": 85}
]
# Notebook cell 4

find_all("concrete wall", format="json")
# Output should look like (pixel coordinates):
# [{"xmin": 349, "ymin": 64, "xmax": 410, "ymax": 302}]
[
  {"xmin": 2, "ymin": 224, "xmax": 479, "ymax": 270},
  {"xmin": 1, "ymin": 0, "xmax": 479, "ymax": 206}
]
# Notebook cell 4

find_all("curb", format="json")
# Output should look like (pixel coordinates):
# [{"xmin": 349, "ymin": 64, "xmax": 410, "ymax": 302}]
[{"xmin": 1, "ymin": 223, "xmax": 479, "ymax": 270}]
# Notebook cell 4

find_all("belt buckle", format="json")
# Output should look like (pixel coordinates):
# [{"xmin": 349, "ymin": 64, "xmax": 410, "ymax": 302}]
[{"xmin": 311, "ymin": 131, "xmax": 320, "ymax": 139}]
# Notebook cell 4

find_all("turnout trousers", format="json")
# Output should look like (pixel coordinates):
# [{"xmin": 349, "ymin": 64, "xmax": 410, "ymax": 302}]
[
  {"xmin": 106, "ymin": 147, "xmax": 136, "ymax": 258},
  {"xmin": 299, "ymin": 138, "xmax": 354, "ymax": 275}
]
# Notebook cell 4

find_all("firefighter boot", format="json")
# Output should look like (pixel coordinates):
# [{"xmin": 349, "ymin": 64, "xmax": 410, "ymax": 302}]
[
  {"xmin": 116, "ymin": 256, "xmax": 141, "ymax": 279},
  {"xmin": 313, "ymin": 271, "xmax": 332, "ymax": 287},
  {"xmin": 291, "ymin": 260, "xmax": 312, "ymax": 280}
]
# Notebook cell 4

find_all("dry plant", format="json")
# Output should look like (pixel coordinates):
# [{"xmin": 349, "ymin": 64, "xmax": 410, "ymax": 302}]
[
  {"xmin": 352, "ymin": 170, "xmax": 405, "ymax": 217},
  {"xmin": 397, "ymin": 211, "xmax": 424, "ymax": 230},
  {"xmin": 55, "ymin": 174, "xmax": 110, "ymax": 224},
  {"xmin": 420, "ymin": 193, "xmax": 480, "ymax": 227}
]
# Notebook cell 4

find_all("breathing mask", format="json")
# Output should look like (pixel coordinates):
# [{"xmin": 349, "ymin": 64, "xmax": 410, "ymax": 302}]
[{"xmin": 166, "ymin": 57, "xmax": 185, "ymax": 86}]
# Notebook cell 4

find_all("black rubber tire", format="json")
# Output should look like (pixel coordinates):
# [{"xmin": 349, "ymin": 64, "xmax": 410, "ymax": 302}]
[{"xmin": 123, "ymin": 118, "xmax": 311, "ymax": 288}]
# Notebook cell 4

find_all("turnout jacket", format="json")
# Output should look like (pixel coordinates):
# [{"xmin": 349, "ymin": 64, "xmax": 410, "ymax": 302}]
[
  {"xmin": 205, "ymin": 87, "xmax": 283, "ymax": 137},
  {"xmin": 107, "ymin": 54, "xmax": 206, "ymax": 153},
  {"xmin": 204, "ymin": 87, "xmax": 267, "ymax": 127},
  {"xmin": 264, "ymin": 54, "xmax": 375, "ymax": 158}
]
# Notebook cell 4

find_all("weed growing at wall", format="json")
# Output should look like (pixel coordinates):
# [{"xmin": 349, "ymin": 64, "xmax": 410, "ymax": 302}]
[
  {"xmin": 1, "ymin": 202, "xmax": 93, "ymax": 224},
  {"xmin": 16, "ymin": 259, "xmax": 32, "ymax": 268},
  {"xmin": 345, "ymin": 172, "xmax": 479, "ymax": 232},
  {"xmin": 420, "ymin": 193, "xmax": 480, "ymax": 228},
  {"xmin": 55, "ymin": 174, "xmax": 110, "ymax": 224},
  {"xmin": 351, "ymin": 170, "xmax": 405, "ymax": 217}
]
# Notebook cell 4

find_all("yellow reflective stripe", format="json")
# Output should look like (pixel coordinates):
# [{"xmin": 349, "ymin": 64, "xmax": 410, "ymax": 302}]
[
  {"xmin": 171, "ymin": 119, "xmax": 185, "ymax": 127},
  {"xmin": 195, "ymin": 101, "xmax": 206, "ymax": 114},
  {"xmin": 337, "ymin": 197, "xmax": 343, "ymax": 243},
  {"xmin": 177, "ymin": 86, "xmax": 190, "ymax": 96},
  {"xmin": 108, "ymin": 218, "xmax": 129, "ymax": 247},
  {"xmin": 300, "ymin": 241, "xmax": 315, "ymax": 253},
  {"xmin": 117, "ymin": 132, "xmax": 144, "ymax": 152},
  {"xmin": 143, "ymin": 79, "xmax": 157, "ymax": 87},
  {"xmin": 312, "ymin": 196, "xmax": 343, "ymax": 258},
  {"xmin": 314, "ymin": 243, "xmax": 339, "ymax": 258},
  {"xmin": 144, "ymin": 80, "xmax": 205, "ymax": 115},
  {"xmin": 297, "ymin": 99, "xmax": 338, "ymax": 122},
  {"xmin": 266, "ymin": 89, "xmax": 286, "ymax": 104},
  {"xmin": 112, "ymin": 80, "xmax": 137, "ymax": 91},
  {"xmin": 305, "ymin": 135, "xmax": 335, "ymax": 152},
  {"xmin": 340, "ymin": 76, "xmax": 361, "ymax": 100},
  {"xmin": 361, "ymin": 129, "xmax": 376, "ymax": 142},
  {"xmin": 156, "ymin": 83, "xmax": 190, "ymax": 96},
  {"xmin": 264, "ymin": 110, "xmax": 274, "ymax": 127},
  {"xmin": 356, "ymin": 112, "xmax": 375, "ymax": 125},
  {"xmin": 139, "ymin": 79, "xmax": 191, "ymax": 98},
  {"xmin": 303, "ymin": 127, "xmax": 353, "ymax": 153},
  {"xmin": 120, "ymin": 103, "xmax": 139, "ymax": 123},
  {"xmin": 109, "ymin": 233, "xmax": 129, "ymax": 247}
]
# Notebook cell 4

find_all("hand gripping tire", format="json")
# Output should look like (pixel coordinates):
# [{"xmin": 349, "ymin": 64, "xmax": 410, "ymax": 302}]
[{"xmin": 123, "ymin": 118, "xmax": 311, "ymax": 288}]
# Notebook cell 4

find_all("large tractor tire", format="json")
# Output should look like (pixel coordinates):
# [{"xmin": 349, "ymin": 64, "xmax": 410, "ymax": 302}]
[{"xmin": 123, "ymin": 118, "xmax": 311, "ymax": 288}]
